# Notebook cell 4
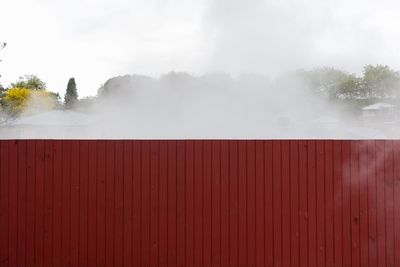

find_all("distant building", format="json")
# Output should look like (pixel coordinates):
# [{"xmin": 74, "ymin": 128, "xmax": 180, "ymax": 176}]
[
  {"xmin": 0, "ymin": 110, "xmax": 97, "ymax": 138},
  {"xmin": 362, "ymin": 102, "xmax": 397, "ymax": 120},
  {"xmin": 362, "ymin": 102, "xmax": 400, "ymax": 134}
]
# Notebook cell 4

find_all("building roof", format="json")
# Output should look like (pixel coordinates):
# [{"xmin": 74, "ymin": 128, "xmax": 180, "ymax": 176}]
[
  {"xmin": 362, "ymin": 102, "xmax": 396, "ymax": 111},
  {"xmin": 9, "ymin": 110, "xmax": 94, "ymax": 127}
]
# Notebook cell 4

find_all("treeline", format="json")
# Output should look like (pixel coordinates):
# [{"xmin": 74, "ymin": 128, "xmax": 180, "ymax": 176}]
[
  {"xmin": 97, "ymin": 64, "xmax": 400, "ymax": 103},
  {"xmin": 1, "ymin": 64, "xmax": 400, "ymax": 121}
]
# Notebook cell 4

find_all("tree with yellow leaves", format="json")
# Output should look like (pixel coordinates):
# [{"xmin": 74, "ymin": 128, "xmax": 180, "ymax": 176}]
[{"xmin": 3, "ymin": 87, "xmax": 60, "ymax": 117}]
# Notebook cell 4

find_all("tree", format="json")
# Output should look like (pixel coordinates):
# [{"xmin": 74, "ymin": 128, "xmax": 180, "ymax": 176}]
[
  {"xmin": 361, "ymin": 65, "xmax": 400, "ymax": 98},
  {"xmin": 11, "ymin": 75, "xmax": 46, "ymax": 90},
  {"xmin": 64, "ymin": 78, "xmax": 78, "ymax": 109},
  {"xmin": 338, "ymin": 75, "xmax": 363, "ymax": 99},
  {"xmin": 300, "ymin": 67, "xmax": 360, "ymax": 99},
  {"xmin": 2, "ymin": 87, "xmax": 59, "ymax": 117},
  {"xmin": 3, "ymin": 88, "xmax": 31, "ymax": 116},
  {"xmin": 1, "ymin": 75, "xmax": 59, "ymax": 116}
]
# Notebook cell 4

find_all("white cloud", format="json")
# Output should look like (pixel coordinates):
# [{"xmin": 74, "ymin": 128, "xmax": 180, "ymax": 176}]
[
  {"xmin": 0, "ymin": 0, "xmax": 208, "ymax": 96},
  {"xmin": 1, "ymin": 0, "xmax": 400, "ymax": 97},
  {"xmin": 204, "ymin": 0, "xmax": 400, "ymax": 75}
]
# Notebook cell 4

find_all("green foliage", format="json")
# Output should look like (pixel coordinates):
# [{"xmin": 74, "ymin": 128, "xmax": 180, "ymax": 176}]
[
  {"xmin": 338, "ymin": 75, "xmax": 363, "ymax": 99},
  {"xmin": 11, "ymin": 75, "xmax": 47, "ymax": 90},
  {"xmin": 97, "ymin": 75, "xmax": 154, "ymax": 99},
  {"xmin": 64, "ymin": 78, "xmax": 78, "ymax": 109},
  {"xmin": 361, "ymin": 65, "xmax": 400, "ymax": 98},
  {"xmin": 300, "ymin": 65, "xmax": 400, "ymax": 100},
  {"xmin": 301, "ymin": 67, "xmax": 356, "ymax": 99}
]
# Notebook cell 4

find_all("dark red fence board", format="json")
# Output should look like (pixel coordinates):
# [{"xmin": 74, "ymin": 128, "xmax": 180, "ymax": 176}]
[
  {"xmin": 395, "ymin": 141, "xmax": 400, "ymax": 267},
  {"xmin": 1, "ymin": 140, "xmax": 400, "ymax": 267},
  {"xmin": 298, "ymin": 141, "xmax": 308, "ymax": 267}
]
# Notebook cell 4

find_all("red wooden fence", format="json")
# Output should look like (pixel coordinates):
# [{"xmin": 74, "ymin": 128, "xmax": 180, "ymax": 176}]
[{"xmin": 0, "ymin": 140, "xmax": 400, "ymax": 267}]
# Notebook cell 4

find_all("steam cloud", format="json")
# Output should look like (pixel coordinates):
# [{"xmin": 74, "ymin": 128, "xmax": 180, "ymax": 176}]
[
  {"xmin": 0, "ymin": 72, "xmax": 386, "ymax": 139},
  {"xmin": 2, "ymin": 0, "xmax": 399, "ymax": 139}
]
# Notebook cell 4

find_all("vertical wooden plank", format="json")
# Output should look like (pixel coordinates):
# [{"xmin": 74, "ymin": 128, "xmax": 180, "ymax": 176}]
[
  {"xmin": 211, "ymin": 141, "xmax": 221, "ymax": 267},
  {"xmin": 325, "ymin": 140, "xmax": 334, "ymax": 267},
  {"xmin": 141, "ymin": 141, "xmax": 151, "ymax": 267},
  {"xmin": 70, "ymin": 141, "xmax": 80, "ymax": 267},
  {"xmin": 238, "ymin": 141, "xmax": 247, "ymax": 267},
  {"xmin": 177, "ymin": 141, "xmax": 186, "ymax": 267},
  {"xmin": 376, "ymin": 140, "xmax": 386, "ymax": 267},
  {"xmin": 79, "ymin": 141, "xmax": 89, "ymax": 267},
  {"xmin": 123, "ymin": 141, "xmax": 133, "ymax": 267},
  {"xmin": 273, "ymin": 141, "xmax": 282, "ymax": 267},
  {"xmin": 185, "ymin": 140, "xmax": 195, "ymax": 267},
  {"xmin": 158, "ymin": 141, "xmax": 168, "ymax": 267},
  {"xmin": 246, "ymin": 141, "xmax": 256, "ymax": 267},
  {"xmin": 193, "ymin": 140, "xmax": 203, "ymax": 267},
  {"xmin": 0, "ymin": 141, "xmax": 9, "ymax": 266},
  {"xmin": 114, "ymin": 141, "xmax": 124, "ymax": 267},
  {"xmin": 255, "ymin": 140, "xmax": 265, "ymax": 267},
  {"xmin": 17, "ymin": 140, "xmax": 27, "ymax": 267},
  {"xmin": 298, "ymin": 141, "xmax": 308, "ymax": 267},
  {"xmin": 341, "ymin": 141, "xmax": 352, "ymax": 267},
  {"xmin": 168, "ymin": 141, "xmax": 177, "ymax": 266},
  {"xmin": 61, "ymin": 141, "xmax": 71, "ymax": 267},
  {"xmin": 26, "ymin": 141, "xmax": 36, "ymax": 267},
  {"xmin": 97, "ymin": 141, "xmax": 106, "ymax": 267},
  {"xmin": 315, "ymin": 140, "xmax": 325, "ymax": 267},
  {"xmin": 44, "ymin": 141, "xmax": 54, "ymax": 267},
  {"xmin": 220, "ymin": 141, "xmax": 230, "ymax": 267},
  {"xmin": 150, "ymin": 141, "xmax": 159, "ymax": 267},
  {"xmin": 350, "ymin": 141, "xmax": 360, "ymax": 267},
  {"xmin": 384, "ymin": 140, "xmax": 395, "ymax": 266},
  {"xmin": 229, "ymin": 141, "xmax": 238, "ymax": 267},
  {"xmin": 265, "ymin": 141, "xmax": 274, "ymax": 267},
  {"xmin": 290, "ymin": 140, "xmax": 299, "ymax": 267},
  {"xmin": 394, "ymin": 141, "xmax": 400, "ymax": 267},
  {"xmin": 203, "ymin": 140, "xmax": 212, "ymax": 267},
  {"xmin": 282, "ymin": 140, "xmax": 291, "ymax": 267},
  {"xmin": 88, "ymin": 141, "xmax": 98, "ymax": 267},
  {"xmin": 367, "ymin": 141, "xmax": 377, "ymax": 267},
  {"xmin": 333, "ymin": 141, "xmax": 343, "ymax": 267},
  {"xmin": 132, "ymin": 141, "xmax": 142, "ymax": 266},
  {"xmin": 53, "ymin": 141, "xmax": 63, "ymax": 267},
  {"xmin": 35, "ymin": 140, "xmax": 45, "ymax": 267},
  {"xmin": 307, "ymin": 141, "xmax": 317, "ymax": 267},
  {"xmin": 359, "ymin": 141, "xmax": 369, "ymax": 267},
  {"xmin": 105, "ymin": 141, "xmax": 116, "ymax": 267},
  {"xmin": 8, "ymin": 140, "xmax": 18, "ymax": 267}
]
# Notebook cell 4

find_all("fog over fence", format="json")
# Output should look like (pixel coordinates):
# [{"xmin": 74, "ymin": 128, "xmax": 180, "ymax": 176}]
[{"xmin": 0, "ymin": 72, "xmax": 390, "ymax": 139}]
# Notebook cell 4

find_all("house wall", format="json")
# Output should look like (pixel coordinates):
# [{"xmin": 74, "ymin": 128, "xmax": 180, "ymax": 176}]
[{"xmin": 0, "ymin": 140, "xmax": 399, "ymax": 266}]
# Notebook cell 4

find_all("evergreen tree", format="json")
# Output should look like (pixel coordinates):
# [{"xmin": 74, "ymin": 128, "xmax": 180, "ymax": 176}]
[{"xmin": 64, "ymin": 78, "xmax": 78, "ymax": 109}]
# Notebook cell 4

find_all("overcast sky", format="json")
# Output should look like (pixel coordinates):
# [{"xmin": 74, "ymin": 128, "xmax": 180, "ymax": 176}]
[{"xmin": 1, "ymin": 0, "xmax": 400, "ymax": 97}]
